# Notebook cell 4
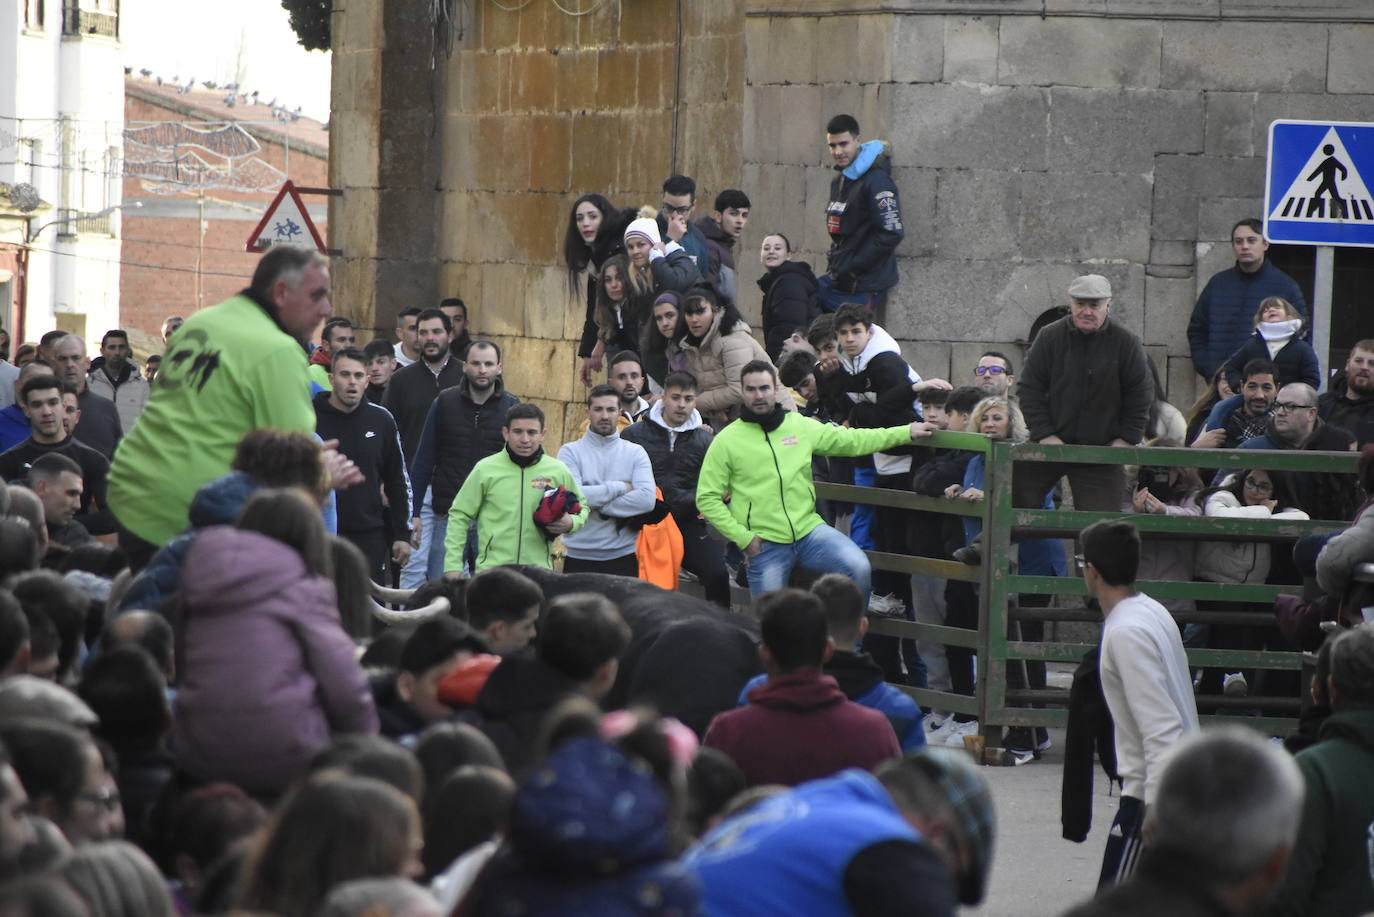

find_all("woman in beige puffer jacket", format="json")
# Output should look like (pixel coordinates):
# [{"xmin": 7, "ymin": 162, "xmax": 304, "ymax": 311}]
[{"xmin": 678, "ymin": 289, "xmax": 795, "ymax": 428}]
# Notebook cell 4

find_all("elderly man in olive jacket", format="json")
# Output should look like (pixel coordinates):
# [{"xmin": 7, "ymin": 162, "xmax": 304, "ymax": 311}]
[{"xmin": 1015, "ymin": 274, "xmax": 1154, "ymax": 512}]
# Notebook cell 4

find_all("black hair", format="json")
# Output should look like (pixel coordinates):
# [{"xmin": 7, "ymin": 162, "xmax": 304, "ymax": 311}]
[
  {"xmin": 146, "ymin": 354, "xmax": 161, "ymax": 366},
  {"xmin": 662, "ymin": 370, "xmax": 698, "ymax": 393},
  {"xmin": 398, "ymin": 617, "xmax": 486, "ymax": 677},
  {"xmin": 415, "ymin": 308, "xmax": 452, "ymax": 333},
  {"xmin": 682, "ymin": 287, "xmax": 747, "ymax": 339},
  {"xmin": 806, "ymin": 314, "xmax": 836, "ymax": 349},
  {"xmin": 833, "ymin": 302, "xmax": 875, "ymax": 331},
  {"xmin": 466, "ymin": 339, "xmax": 501, "ymax": 362},
  {"xmin": 363, "ymin": 339, "xmax": 395, "ymax": 362},
  {"xmin": 330, "ymin": 347, "xmax": 367, "ymax": 371},
  {"xmin": 408, "ymin": 576, "xmax": 466, "ymax": 618},
  {"xmin": 504, "ymin": 402, "xmax": 544, "ymax": 430},
  {"xmin": 945, "ymin": 386, "xmax": 984, "ymax": 417},
  {"xmin": 0, "ymin": 589, "xmax": 28, "ymax": 675},
  {"xmin": 98, "ymin": 610, "xmax": 174, "ymax": 680},
  {"xmin": 7, "ymin": 570, "xmax": 88, "ymax": 681},
  {"xmin": 980, "ymin": 350, "xmax": 1014, "ymax": 376},
  {"xmin": 413, "ymin": 722, "xmax": 506, "ymax": 793},
  {"xmin": 1081, "ymin": 519, "xmax": 1140, "ymax": 587},
  {"xmin": 308, "ymin": 735, "xmax": 424, "ymax": 803},
  {"xmin": 812, "ymin": 573, "xmax": 866, "ymax": 643},
  {"xmin": 421, "ymin": 766, "xmax": 514, "ymax": 879},
  {"xmin": 563, "ymin": 193, "xmax": 617, "ymax": 277},
  {"xmin": 685, "ymin": 747, "xmax": 746, "ymax": 838},
  {"xmin": 1240, "ymin": 358, "xmax": 1279, "ymax": 382},
  {"xmin": 763, "ymin": 231, "xmax": 791, "ymax": 253},
  {"xmin": 826, "ymin": 113, "xmax": 860, "ymax": 135},
  {"xmin": 758, "ymin": 588, "xmax": 828, "ymax": 671},
  {"xmin": 99, "ymin": 330, "xmax": 128, "ymax": 347},
  {"xmin": 38, "ymin": 331, "xmax": 67, "ymax": 350},
  {"xmin": 777, "ymin": 351, "xmax": 815, "ymax": 390},
  {"xmin": 662, "ymin": 174, "xmax": 696, "ymax": 199},
  {"xmin": 77, "ymin": 646, "xmax": 168, "ymax": 751},
  {"xmin": 640, "ymin": 293, "xmax": 686, "ymax": 361},
  {"xmin": 537, "ymin": 593, "xmax": 631, "ymax": 681},
  {"xmin": 19, "ymin": 374, "xmax": 60, "ymax": 404},
  {"xmin": 321, "ymin": 318, "xmax": 354, "ymax": 343},
  {"xmin": 608, "ymin": 349, "xmax": 644, "ymax": 376},
  {"xmin": 1231, "ymin": 218, "xmax": 1263, "ymax": 237},
  {"xmin": 917, "ymin": 388, "xmax": 950, "ymax": 408},
  {"xmin": 464, "ymin": 567, "xmax": 542, "ymax": 631},
  {"xmin": 167, "ymin": 783, "xmax": 268, "ymax": 874},
  {"xmin": 587, "ymin": 383, "xmax": 618, "ymax": 407},
  {"xmin": 396, "ymin": 307, "xmax": 422, "ymax": 321},
  {"xmin": 713, "ymin": 189, "xmax": 751, "ymax": 212},
  {"xmin": 0, "ymin": 719, "xmax": 92, "ymax": 816},
  {"xmin": 438, "ymin": 298, "xmax": 467, "ymax": 319},
  {"xmin": 27, "ymin": 452, "xmax": 82, "ymax": 483}
]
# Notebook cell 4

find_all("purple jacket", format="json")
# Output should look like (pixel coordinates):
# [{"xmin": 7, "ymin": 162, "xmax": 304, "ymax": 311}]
[{"xmin": 172, "ymin": 527, "xmax": 378, "ymax": 796}]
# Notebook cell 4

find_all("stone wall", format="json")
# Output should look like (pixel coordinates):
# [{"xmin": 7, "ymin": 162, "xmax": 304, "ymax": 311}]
[{"xmin": 740, "ymin": 0, "xmax": 1374, "ymax": 403}]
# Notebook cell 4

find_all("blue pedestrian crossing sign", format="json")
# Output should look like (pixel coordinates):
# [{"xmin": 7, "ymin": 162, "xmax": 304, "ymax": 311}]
[{"xmin": 1266, "ymin": 120, "xmax": 1374, "ymax": 247}]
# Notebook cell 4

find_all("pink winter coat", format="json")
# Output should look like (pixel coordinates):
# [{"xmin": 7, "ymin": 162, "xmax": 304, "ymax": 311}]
[{"xmin": 171, "ymin": 527, "xmax": 378, "ymax": 796}]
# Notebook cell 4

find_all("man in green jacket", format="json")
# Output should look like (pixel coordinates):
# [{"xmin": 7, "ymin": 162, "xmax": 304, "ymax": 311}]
[
  {"xmin": 107, "ymin": 247, "xmax": 329, "ymax": 561},
  {"xmin": 1270, "ymin": 624, "xmax": 1374, "ymax": 917},
  {"xmin": 443, "ymin": 402, "xmax": 588, "ymax": 576},
  {"xmin": 698, "ymin": 359, "xmax": 934, "ymax": 597}
]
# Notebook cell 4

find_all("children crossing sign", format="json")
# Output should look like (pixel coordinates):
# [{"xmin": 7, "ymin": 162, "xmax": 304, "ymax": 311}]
[{"xmin": 1266, "ymin": 120, "xmax": 1374, "ymax": 247}]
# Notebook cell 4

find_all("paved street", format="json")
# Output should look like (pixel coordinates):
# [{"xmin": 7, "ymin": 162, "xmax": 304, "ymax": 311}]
[{"xmin": 969, "ymin": 727, "xmax": 1113, "ymax": 916}]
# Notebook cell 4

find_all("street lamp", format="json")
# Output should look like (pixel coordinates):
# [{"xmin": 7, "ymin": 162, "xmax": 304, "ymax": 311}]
[{"xmin": 28, "ymin": 201, "xmax": 143, "ymax": 240}]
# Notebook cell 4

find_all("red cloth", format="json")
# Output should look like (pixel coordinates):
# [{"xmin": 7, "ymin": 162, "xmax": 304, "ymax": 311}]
[
  {"xmin": 309, "ymin": 347, "xmax": 332, "ymax": 368},
  {"xmin": 703, "ymin": 667, "xmax": 900, "ymax": 787},
  {"xmin": 436, "ymin": 653, "xmax": 502, "ymax": 707},
  {"xmin": 532, "ymin": 485, "xmax": 581, "ymax": 528}
]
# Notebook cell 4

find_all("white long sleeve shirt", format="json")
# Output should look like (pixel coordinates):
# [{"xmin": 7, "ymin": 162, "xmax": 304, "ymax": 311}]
[
  {"xmin": 558, "ymin": 430, "xmax": 657, "ymax": 561},
  {"xmin": 1099, "ymin": 592, "xmax": 1199, "ymax": 803}
]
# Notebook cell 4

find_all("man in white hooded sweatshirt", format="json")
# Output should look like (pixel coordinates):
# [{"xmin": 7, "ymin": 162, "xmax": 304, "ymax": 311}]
[
  {"xmin": 623, "ymin": 370, "xmax": 729, "ymax": 605},
  {"xmin": 558, "ymin": 384, "xmax": 657, "ymax": 577}
]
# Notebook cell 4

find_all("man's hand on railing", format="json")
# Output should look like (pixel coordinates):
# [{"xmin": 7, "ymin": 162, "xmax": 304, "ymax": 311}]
[
  {"xmin": 1109, "ymin": 438, "xmax": 1133, "ymax": 448},
  {"xmin": 1038, "ymin": 435, "xmax": 1065, "ymax": 445},
  {"xmin": 1190, "ymin": 428, "xmax": 1226, "ymax": 449}
]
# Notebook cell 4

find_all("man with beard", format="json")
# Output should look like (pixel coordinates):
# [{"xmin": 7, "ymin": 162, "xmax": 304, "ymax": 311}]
[
  {"xmin": 313, "ymin": 348, "xmax": 412, "ymax": 582},
  {"xmin": 408, "ymin": 341, "xmax": 518, "ymax": 578},
  {"xmin": 1192, "ymin": 359, "xmax": 1279, "ymax": 449},
  {"xmin": 385, "ymin": 308, "xmax": 465, "ymax": 588},
  {"xmin": 1319, "ymin": 341, "xmax": 1374, "ymax": 447},
  {"xmin": 584, "ymin": 350, "xmax": 649, "ymax": 433},
  {"xmin": 1239, "ymin": 382, "xmax": 1357, "ymax": 520},
  {"xmin": 697, "ymin": 360, "xmax": 935, "ymax": 597},
  {"xmin": 86, "ymin": 330, "xmax": 149, "ymax": 434},
  {"xmin": 973, "ymin": 351, "xmax": 1014, "ymax": 397},
  {"xmin": 558, "ymin": 384, "xmax": 656, "ymax": 577}
]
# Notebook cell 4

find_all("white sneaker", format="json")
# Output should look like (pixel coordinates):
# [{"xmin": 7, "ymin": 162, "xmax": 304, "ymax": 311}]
[
  {"xmin": 941, "ymin": 720, "xmax": 979, "ymax": 747},
  {"xmin": 867, "ymin": 593, "xmax": 907, "ymax": 619},
  {"xmin": 925, "ymin": 716, "xmax": 958, "ymax": 745},
  {"xmin": 922, "ymin": 711, "xmax": 950, "ymax": 735},
  {"xmin": 1223, "ymin": 672, "xmax": 1249, "ymax": 697}
]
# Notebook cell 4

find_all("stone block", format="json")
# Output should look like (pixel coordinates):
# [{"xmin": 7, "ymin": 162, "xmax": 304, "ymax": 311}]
[
  {"xmin": 1046, "ymin": 0, "xmax": 1220, "ymax": 12},
  {"xmin": 890, "ymin": 84, "xmax": 1049, "ymax": 171},
  {"xmin": 769, "ymin": 16, "xmax": 817, "ymax": 86},
  {"xmin": 949, "ymin": 341, "xmax": 1023, "ymax": 384},
  {"xmin": 889, "ymin": 166, "xmax": 937, "ymax": 258},
  {"xmin": 525, "ymin": 264, "xmax": 573, "ymax": 342},
  {"xmin": 527, "ymin": 115, "xmax": 572, "ymax": 192},
  {"xmin": 440, "ymin": 262, "xmax": 484, "ymax": 324},
  {"xmin": 380, "ymin": 108, "xmax": 435, "ymax": 185},
  {"xmin": 1151, "ymin": 155, "xmax": 1266, "ymax": 243},
  {"xmin": 1162, "ymin": 22, "xmax": 1325, "ymax": 92},
  {"xmin": 776, "ymin": 85, "xmax": 824, "ymax": 166},
  {"xmin": 556, "ymin": 50, "xmax": 598, "ymax": 113},
  {"xmin": 334, "ymin": 0, "xmax": 383, "ymax": 53},
  {"xmin": 331, "ymin": 109, "xmax": 381, "ymax": 188},
  {"xmin": 571, "ymin": 113, "xmax": 619, "ymax": 192},
  {"xmin": 1143, "ymin": 274, "xmax": 1196, "ymax": 351},
  {"xmin": 934, "ymin": 169, "xmax": 1019, "ymax": 260},
  {"xmin": 511, "ymin": 50, "xmax": 558, "ymax": 111},
  {"xmin": 681, "ymin": 36, "xmax": 722, "ymax": 107},
  {"xmin": 1150, "ymin": 240, "xmax": 1194, "ymax": 267},
  {"xmin": 1203, "ymin": 91, "xmax": 1255, "ymax": 158},
  {"xmin": 745, "ymin": 17, "xmax": 771, "ymax": 87},
  {"xmin": 618, "ymin": 0, "xmax": 671, "ymax": 45},
  {"xmin": 892, "ymin": 15, "xmax": 944, "ymax": 84},
  {"xmin": 744, "ymin": 85, "xmax": 783, "ymax": 163},
  {"xmin": 1166, "ymin": 354, "xmax": 1203, "ymax": 408},
  {"xmin": 998, "ymin": 17, "xmax": 1162, "ymax": 89},
  {"xmin": 1251, "ymin": 92, "xmax": 1374, "ymax": 155},
  {"xmin": 853, "ymin": 15, "xmax": 896, "ymax": 85},
  {"xmin": 437, "ymin": 192, "xmax": 480, "ymax": 263},
  {"xmin": 1047, "ymin": 88, "xmax": 1203, "ymax": 172},
  {"xmin": 596, "ymin": 49, "xmax": 639, "ymax": 111},
  {"xmin": 1020, "ymin": 172, "xmax": 1152, "ymax": 262},
  {"xmin": 1198, "ymin": 195, "xmax": 1261, "ymax": 243},
  {"xmin": 943, "ymin": 16, "xmax": 997, "ymax": 84},
  {"xmin": 450, "ymin": 51, "xmax": 480, "ymax": 114},
  {"xmin": 1193, "ymin": 240, "xmax": 1235, "ymax": 300},
  {"xmin": 335, "ymin": 188, "xmax": 381, "ymax": 261},
  {"xmin": 1328, "ymin": 25, "xmax": 1374, "ymax": 94},
  {"xmin": 814, "ymin": 16, "xmax": 859, "ymax": 86},
  {"xmin": 477, "ymin": 263, "xmax": 527, "ymax": 338},
  {"xmin": 514, "ymin": 0, "xmax": 550, "ymax": 49},
  {"xmin": 333, "ymin": 50, "xmax": 382, "ymax": 112},
  {"xmin": 803, "ymin": 165, "xmax": 837, "ymax": 256}
]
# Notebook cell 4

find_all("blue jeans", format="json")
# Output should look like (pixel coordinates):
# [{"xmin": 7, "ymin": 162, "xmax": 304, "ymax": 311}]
[
  {"xmin": 399, "ymin": 488, "xmax": 434, "ymax": 590},
  {"xmin": 817, "ymin": 274, "xmax": 888, "ymax": 314},
  {"xmin": 745, "ymin": 523, "xmax": 871, "ymax": 598},
  {"xmin": 427, "ymin": 518, "xmax": 478, "ymax": 579}
]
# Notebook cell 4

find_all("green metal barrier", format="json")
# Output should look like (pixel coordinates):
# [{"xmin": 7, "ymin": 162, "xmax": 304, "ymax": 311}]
[{"xmin": 815, "ymin": 433, "xmax": 1356, "ymax": 741}]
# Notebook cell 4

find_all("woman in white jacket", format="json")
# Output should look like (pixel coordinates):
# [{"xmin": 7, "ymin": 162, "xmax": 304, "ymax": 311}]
[{"xmin": 1195, "ymin": 469, "xmax": 1309, "ymax": 702}]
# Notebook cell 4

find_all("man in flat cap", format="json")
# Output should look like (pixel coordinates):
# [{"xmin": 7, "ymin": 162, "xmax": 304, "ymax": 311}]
[{"xmin": 1014, "ymin": 274, "xmax": 1154, "ymax": 512}]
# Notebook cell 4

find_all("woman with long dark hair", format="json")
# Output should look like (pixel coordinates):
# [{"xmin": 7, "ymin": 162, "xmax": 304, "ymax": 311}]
[
  {"xmin": 566, "ymin": 194, "xmax": 635, "ymax": 386},
  {"xmin": 639, "ymin": 292, "xmax": 688, "ymax": 391},
  {"xmin": 678, "ymin": 287, "xmax": 794, "ymax": 428}
]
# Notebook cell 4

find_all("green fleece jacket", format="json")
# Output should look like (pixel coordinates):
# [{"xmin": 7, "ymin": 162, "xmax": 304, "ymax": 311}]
[
  {"xmin": 697, "ymin": 408, "xmax": 912, "ymax": 549},
  {"xmin": 108, "ymin": 293, "xmax": 314, "ymax": 546},
  {"xmin": 444, "ymin": 448, "xmax": 588, "ymax": 574},
  {"xmin": 1271, "ymin": 709, "xmax": 1374, "ymax": 917}
]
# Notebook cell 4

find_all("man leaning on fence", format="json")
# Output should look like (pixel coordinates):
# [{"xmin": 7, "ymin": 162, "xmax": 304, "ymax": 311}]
[{"xmin": 1014, "ymin": 275, "xmax": 1153, "ymax": 512}]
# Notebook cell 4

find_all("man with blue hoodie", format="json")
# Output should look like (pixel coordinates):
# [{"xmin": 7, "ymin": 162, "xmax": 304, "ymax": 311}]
[
  {"xmin": 822, "ymin": 113, "xmax": 905, "ymax": 314},
  {"xmin": 557, "ymin": 384, "xmax": 657, "ymax": 577}
]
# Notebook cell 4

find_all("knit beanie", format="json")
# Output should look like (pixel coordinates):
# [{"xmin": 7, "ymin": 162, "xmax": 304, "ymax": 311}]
[{"xmin": 624, "ymin": 218, "xmax": 661, "ymax": 247}]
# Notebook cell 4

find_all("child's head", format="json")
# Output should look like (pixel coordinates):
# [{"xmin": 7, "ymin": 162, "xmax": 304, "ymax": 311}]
[
  {"xmin": 917, "ymin": 387, "xmax": 950, "ymax": 429},
  {"xmin": 806, "ymin": 314, "xmax": 837, "ymax": 360}
]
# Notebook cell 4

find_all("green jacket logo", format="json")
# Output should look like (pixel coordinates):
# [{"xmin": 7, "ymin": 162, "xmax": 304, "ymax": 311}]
[{"xmin": 157, "ymin": 328, "xmax": 222, "ymax": 394}]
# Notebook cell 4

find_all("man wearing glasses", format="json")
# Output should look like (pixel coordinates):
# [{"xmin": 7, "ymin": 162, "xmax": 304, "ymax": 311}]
[
  {"xmin": 1237, "ymin": 382, "xmax": 1357, "ymax": 520},
  {"xmin": 973, "ymin": 352, "xmax": 1015, "ymax": 397},
  {"xmin": 659, "ymin": 174, "xmax": 710, "ymax": 272}
]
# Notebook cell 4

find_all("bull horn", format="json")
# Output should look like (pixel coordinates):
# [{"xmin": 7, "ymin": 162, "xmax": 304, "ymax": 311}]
[
  {"xmin": 370, "ymin": 595, "xmax": 451, "ymax": 625},
  {"xmin": 370, "ymin": 580, "xmax": 417, "ymax": 605}
]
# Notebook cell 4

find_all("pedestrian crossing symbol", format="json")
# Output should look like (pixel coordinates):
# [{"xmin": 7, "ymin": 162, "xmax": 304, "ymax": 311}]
[{"xmin": 1266, "ymin": 120, "xmax": 1374, "ymax": 247}]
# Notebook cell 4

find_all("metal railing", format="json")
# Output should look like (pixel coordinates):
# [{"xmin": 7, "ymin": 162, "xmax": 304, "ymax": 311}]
[{"xmin": 816, "ymin": 434, "xmax": 1357, "ymax": 739}]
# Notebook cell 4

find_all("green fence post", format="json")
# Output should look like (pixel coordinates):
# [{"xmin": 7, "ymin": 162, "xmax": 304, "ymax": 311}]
[{"xmin": 980, "ymin": 439, "xmax": 1016, "ymax": 733}]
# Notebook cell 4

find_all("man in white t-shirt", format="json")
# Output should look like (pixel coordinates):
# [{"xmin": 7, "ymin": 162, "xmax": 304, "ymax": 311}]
[{"xmin": 1080, "ymin": 518, "xmax": 1198, "ymax": 888}]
